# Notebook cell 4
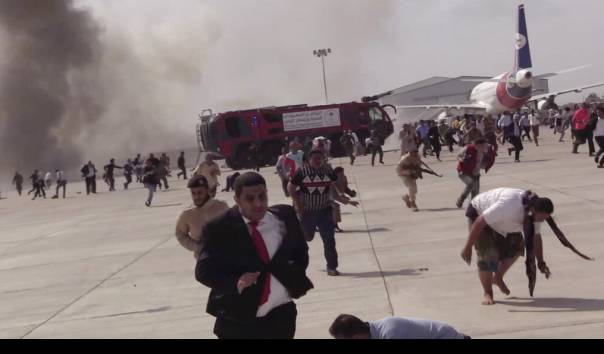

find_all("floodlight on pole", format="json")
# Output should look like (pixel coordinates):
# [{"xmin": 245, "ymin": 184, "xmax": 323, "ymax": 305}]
[{"xmin": 313, "ymin": 48, "xmax": 331, "ymax": 104}]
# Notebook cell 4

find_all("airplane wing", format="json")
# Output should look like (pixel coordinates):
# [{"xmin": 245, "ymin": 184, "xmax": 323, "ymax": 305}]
[
  {"xmin": 534, "ymin": 65, "xmax": 591, "ymax": 79},
  {"xmin": 460, "ymin": 78, "xmax": 499, "ymax": 83},
  {"xmin": 395, "ymin": 104, "xmax": 486, "ymax": 111},
  {"xmin": 527, "ymin": 82, "xmax": 604, "ymax": 103},
  {"xmin": 461, "ymin": 65, "xmax": 591, "ymax": 84}
]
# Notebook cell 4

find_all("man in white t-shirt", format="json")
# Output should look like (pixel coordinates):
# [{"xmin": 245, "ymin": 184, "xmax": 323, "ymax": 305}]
[
  {"xmin": 44, "ymin": 171, "xmax": 53, "ymax": 189},
  {"xmin": 460, "ymin": 188, "xmax": 554, "ymax": 305}
]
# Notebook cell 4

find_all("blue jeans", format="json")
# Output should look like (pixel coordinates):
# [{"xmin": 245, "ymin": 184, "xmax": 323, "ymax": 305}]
[
  {"xmin": 145, "ymin": 184, "xmax": 156, "ymax": 204},
  {"xmin": 458, "ymin": 173, "xmax": 480, "ymax": 204},
  {"xmin": 300, "ymin": 207, "xmax": 338, "ymax": 270}
]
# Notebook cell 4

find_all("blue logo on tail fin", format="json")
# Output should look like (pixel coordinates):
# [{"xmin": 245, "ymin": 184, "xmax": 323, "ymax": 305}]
[{"xmin": 515, "ymin": 4, "xmax": 532, "ymax": 69}]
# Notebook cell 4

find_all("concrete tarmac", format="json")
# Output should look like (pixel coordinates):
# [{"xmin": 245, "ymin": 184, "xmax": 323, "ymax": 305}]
[{"xmin": 1, "ymin": 132, "xmax": 603, "ymax": 338}]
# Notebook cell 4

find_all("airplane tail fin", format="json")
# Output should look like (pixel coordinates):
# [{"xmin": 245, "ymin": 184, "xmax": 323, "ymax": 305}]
[{"xmin": 515, "ymin": 4, "xmax": 532, "ymax": 70}]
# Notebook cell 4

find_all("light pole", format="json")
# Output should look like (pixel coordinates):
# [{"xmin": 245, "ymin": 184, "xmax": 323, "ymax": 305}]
[{"xmin": 313, "ymin": 48, "xmax": 331, "ymax": 104}]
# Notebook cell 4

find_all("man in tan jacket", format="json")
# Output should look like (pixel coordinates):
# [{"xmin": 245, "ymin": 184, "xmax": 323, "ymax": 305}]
[{"xmin": 175, "ymin": 175, "xmax": 229, "ymax": 259}]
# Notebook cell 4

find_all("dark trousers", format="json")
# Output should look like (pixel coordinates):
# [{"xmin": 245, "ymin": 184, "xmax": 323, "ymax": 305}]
[
  {"xmin": 214, "ymin": 302, "xmax": 297, "ymax": 339},
  {"xmin": 521, "ymin": 126, "xmax": 532, "ymax": 141},
  {"xmin": 300, "ymin": 207, "xmax": 338, "ymax": 270},
  {"xmin": 502, "ymin": 124, "xmax": 514, "ymax": 144},
  {"xmin": 430, "ymin": 139, "xmax": 442, "ymax": 159},
  {"xmin": 158, "ymin": 175, "xmax": 169, "ymax": 189},
  {"xmin": 508, "ymin": 136, "xmax": 523, "ymax": 161},
  {"xmin": 280, "ymin": 176, "xmax": 290, "ymax": 197},
  {"xmin": 223, "ymin": 176, "xmax": 235, "ymax": 192},
  {"xmin": 124, "ymin": 174, "xmax": 132, "ymax": 189},
  {"xmin": 55, "ymin": 181, "xmax": 67, "ymax": 198},
  {"xmin": 344, "ymin": 146, "xmax": 355, "ymax": 165},
  {"xmin": 145, "ymin": 184, "xmax": 156, "ymax": 204},
  {"xmin": 573, "ymin": 129, "xmax": 586, "ymax": 153},
  {"xmin": 595, "ymin": 136, "xmax": 604, "ymax": 166},
  {"xmin": 107, "ymin": 175, "xmax": 115, "ymax": 191},
  {"xmin": 420, "ymin": 137, "xmax": 431, "ymax": 156},
  {"xmin": 177, "ymin": 166, "xmax": 187, "ymax": 179},
  {"xmin": 587, "ymin": 131, "xmax": 595, "ymax": 155},
  {"xmin": 85, "ymin": 177, "xmax": 96, "ymax": 194},
  {"xmin": 16, "ymin": 184, "xmax": 22, "ymax": 196},
  {"xmin": 445, "ymin": 134, "xmax": 455, "ymax": 152},
  {"xmin": 371, "ymin": 146, "xmax": 384, "ymax": 166},
  {"xmin": 33, "ymin": 185, "xmax": 46, "ymax": 199}
]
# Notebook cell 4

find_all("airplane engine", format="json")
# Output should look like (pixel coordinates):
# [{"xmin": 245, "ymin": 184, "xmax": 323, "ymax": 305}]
[
  {"xmin": 537, "ymin": 95, "xmax": 558, "ymax": 111},
  {"xmin": 515, "ymin": 69, "xmax": 533, "ymax": 88}
]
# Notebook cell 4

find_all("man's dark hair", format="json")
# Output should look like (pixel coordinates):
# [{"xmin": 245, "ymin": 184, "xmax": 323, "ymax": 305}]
[
  {"xmin": 474, "ymin": 138, "xmax": 487, "ymax": 145},
  {"xmin": 334, "ymin": 167, "xmax": 344, "ymax": 174},
  {"xmin": 534, "ymin": 197, "xmax": 554, "ymax": 214},
  {"xmin": 329, "ymin": 314, "xmax": 370, "ymax": 339},
  {"xmin": 234, "ymin": 172, "xmax": 266, "ymax": 197}
]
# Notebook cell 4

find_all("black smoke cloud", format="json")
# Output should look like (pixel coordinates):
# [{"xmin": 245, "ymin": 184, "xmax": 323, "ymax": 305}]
[
  {"xmin": 0, "ymin": 0, "xmax": 221, "ymax": 184},
  {"xmin": 0, "ymin": 0, "xmax": 103, "ymax": 175}
]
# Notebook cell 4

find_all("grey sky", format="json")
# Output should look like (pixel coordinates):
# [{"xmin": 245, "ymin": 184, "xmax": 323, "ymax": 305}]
[{"xmin": 80, "ymin": 0, "xmax": 604, "ymax": 113}]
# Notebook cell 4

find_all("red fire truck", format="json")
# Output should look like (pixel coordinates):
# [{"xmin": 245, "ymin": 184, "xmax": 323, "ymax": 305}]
[{"xmin": 197, "ymin": 101, "xmax": 395, "ymax": 170}]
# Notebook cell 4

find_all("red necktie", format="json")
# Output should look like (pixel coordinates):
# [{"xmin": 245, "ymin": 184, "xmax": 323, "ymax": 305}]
[{"xmin": 249, "ymin": 221, "xmax": 271, "ymax": 305}]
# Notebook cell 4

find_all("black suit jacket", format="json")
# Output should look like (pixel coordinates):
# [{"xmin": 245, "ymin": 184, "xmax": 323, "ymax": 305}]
[{"xmin": 196, "ymin": 205, "xmax": 313, "ymax": 323}]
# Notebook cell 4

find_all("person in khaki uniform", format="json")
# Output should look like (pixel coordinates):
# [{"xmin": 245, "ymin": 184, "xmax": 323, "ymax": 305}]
[
  {"xmin": 396, "ymin": 149, "xmax": 423, "ymax": 212},
  {"xmin": 175, "ymin": 175, "xmax": 229, "ymax": 259}
]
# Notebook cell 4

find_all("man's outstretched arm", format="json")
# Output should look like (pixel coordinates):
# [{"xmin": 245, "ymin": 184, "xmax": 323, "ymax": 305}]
[
  {"xmin": 533, "ymin": 233, "xmax": 551, "ymax": 278},
  {"xmin": 461, "ymin": 216, "xmax": 487, "ymax": 265}
]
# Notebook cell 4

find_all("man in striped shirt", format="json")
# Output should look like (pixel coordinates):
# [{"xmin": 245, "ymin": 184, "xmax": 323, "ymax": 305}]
[{"xmin": 288, "ymin": 149, "xmax": 358, "ymax": 276}]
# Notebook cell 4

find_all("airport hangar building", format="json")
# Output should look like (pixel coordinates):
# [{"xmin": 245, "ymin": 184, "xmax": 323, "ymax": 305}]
[{"xmin": 377, "ymin": 75, "xmax": 549, "ymax": 150}]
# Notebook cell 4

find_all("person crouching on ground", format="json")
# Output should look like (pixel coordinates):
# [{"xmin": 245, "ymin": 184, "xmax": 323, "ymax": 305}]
[
  {"xmin": 460, "ymin": 188, "xmax": 553, "ymax": 305},
  {"xmin": 329, "ymin": 314, "xmax": 469, "ymax": 339}
]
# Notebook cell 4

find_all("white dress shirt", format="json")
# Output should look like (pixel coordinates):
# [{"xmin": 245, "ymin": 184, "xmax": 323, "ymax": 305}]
[{"xmin": 242, "ymin": 210, "xmax": 293, "ymax": 317}]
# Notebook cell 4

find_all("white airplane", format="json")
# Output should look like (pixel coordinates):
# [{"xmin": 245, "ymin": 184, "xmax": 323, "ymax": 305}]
[{"xmin": 397, "ymin": 4, "xmax": 604, "ymax": 115}]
